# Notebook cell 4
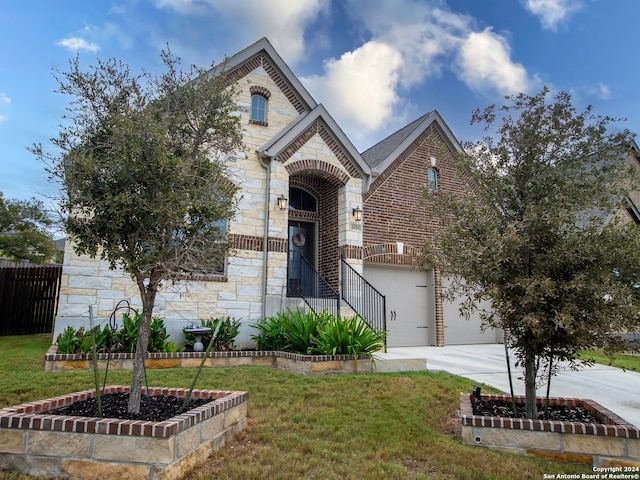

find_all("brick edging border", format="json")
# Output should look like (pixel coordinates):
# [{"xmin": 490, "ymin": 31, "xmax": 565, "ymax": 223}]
[
  {"xmin": 0, "ymin": 386, "xmax": 248, "ymax": 438},
  {"xmin": 460, "ymin": 393, "xmax": 640, "ymax": 439},
  {"xmin": 45, "ymin": 345, "xmax": 370, "ymax": 363}
]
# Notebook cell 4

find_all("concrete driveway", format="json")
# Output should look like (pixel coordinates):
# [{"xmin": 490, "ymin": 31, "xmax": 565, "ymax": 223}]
[{"xmin": 380, "ymin": 344, "xmax": 640, "ymax": 428}]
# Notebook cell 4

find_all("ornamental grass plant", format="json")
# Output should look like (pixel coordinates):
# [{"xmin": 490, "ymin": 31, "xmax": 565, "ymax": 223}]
[{"xmin": 251, "ymin": 309, "xmax": 386, "ymax": 357}]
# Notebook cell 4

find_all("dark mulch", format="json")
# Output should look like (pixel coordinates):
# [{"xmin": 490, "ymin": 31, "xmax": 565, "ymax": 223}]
[
  {"xmin": 50, "ymin": 392, "xmax": 210, "ymax": 422},
  {"xmin": 472, "ymin": 399, "xmax": 599, "ymax": 423}
]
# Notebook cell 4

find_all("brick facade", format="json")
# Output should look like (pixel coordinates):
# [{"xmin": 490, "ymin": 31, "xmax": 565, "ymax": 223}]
[{"xmin": 363, "ymin": 124, "xmax": 473, "ymax": 346}]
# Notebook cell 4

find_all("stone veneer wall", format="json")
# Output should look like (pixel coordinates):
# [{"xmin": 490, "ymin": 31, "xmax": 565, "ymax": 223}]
[
  {"xmin": 54, "ymin": 55, "xmax": 365, "ymax": 347},
  {"xmin": 460, "ymin": 394, "xmax": 640, "ymax": 468},
  {"xmin": 0, "ymin": 386, "xmax": 248, "ymax": 479}
]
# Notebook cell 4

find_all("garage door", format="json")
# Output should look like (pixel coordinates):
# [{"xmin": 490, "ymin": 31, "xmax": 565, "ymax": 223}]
[
  {"xmin": 364, "ymin": 265, "xmax": 435, "ymax": 347},
  {"xmin": 441, "ymin": 276, "xmax": 500, "ymax": 344}
]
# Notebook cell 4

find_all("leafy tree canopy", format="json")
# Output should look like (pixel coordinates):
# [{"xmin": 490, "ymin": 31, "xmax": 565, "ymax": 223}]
[
  {"xmin": 32, "ymin": 49, "xmax": 244, "ymax": 413},
  {"xmin": 423, "ymin": 87, "xmax": 640, "ymax": 418},
  {"xmin": 0, "ymin": 193, "xmax": 57, "ymax": 263}
]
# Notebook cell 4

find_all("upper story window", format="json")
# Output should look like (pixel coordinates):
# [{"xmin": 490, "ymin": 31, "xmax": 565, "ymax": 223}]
[
  {"xmin": 427, "ymin": 167, "xmax": 438, "ymax": 192},
  {"xmin": 289, "ymin": 187, "xmax": 317, "ymax": 212},
  {"xmin": 249, "ymin": 86, "xmax": 271, "ymax": 126}
]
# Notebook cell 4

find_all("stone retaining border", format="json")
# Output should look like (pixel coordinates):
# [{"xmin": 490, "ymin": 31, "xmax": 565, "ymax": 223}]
[
  {"xmin": 460, "ymin": 393, "xmax": 640, "ymax": 468},
  {"xmin": 44, "ymin": 346, "xmax": 373, "ymax": 375},
  {"xmin": 0, "ymin": 386, "xmax": 248, "ymax": 479}
]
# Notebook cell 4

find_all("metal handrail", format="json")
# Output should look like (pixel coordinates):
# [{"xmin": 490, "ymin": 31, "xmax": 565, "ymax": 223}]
[
  {"xmin": 298, "ymin": 256, "xmax": 340, "ymax": 318},
  {"xmin": 340, "ymin": 257, "xmax": 387, "ymax": 342}
]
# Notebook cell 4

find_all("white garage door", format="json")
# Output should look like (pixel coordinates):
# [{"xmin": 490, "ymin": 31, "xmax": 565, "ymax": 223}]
[
  {"xmin": 364, "ymin": 265, "xmax": 435, "ymax": 347},
  {"xmin": 441, "ymin": 276, "xmax": 501, "ymax": 344}
]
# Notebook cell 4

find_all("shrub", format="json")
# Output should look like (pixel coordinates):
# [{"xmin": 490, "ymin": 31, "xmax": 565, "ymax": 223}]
[
  {"xmin": 183, "ymin": 317, "xmax": 241, "ymax": 351},
  {"xmin": 55, "ymin": 314, "xmax": 180, "ymax": 354},
  {"xmin": 315, "ymin": 315, "xmax": 386, "ymax": 356},
  {"xmin": 251, "ymin": 313, "xmax": 290, "ymax": 351},
  {"xmin": 252, "ymin": 309, "xmax": 386, "ymax": 359}
]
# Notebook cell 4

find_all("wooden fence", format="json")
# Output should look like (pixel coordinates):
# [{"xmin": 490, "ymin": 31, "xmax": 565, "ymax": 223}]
[{"xmin": 0, "ymin": 262, "xmax": 63, "ymax": 336}]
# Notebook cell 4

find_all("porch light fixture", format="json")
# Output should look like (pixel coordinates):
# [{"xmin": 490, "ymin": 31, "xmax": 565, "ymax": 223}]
[
  {"xmin": 352, "ymin": 206, "xmax": 362, "ymax": 221},
  {"xmin": 277, "ymin": 194, "xmax": 288, "ymax": 211}
]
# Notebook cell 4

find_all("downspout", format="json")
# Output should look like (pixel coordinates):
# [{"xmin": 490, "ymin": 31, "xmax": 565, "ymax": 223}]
[{"xmin": 258, "ymin": 152, "xmax": 271, "ymax": 319}]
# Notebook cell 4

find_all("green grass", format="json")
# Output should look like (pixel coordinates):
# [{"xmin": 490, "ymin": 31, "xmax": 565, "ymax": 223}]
[
  {"xmin": 579, "ymin": 349, "xmax": 640, "ymax": 372},
  {"xmin": 0, "ymin": 335, "xmax": 592, "ymax": 480}
]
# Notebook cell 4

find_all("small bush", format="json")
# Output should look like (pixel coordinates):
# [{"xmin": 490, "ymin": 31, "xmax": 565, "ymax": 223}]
[
  {"xmin": 252, "ymin": 309, "xmax": 386, "ymax": 358},
  {"xmin": 55, "ymin": 314, "xmax": 180, "ymax": 354},
  {"xmin": 251, "ymin": 313, "xmax": 290, "ymax": 351},
  {"xmin": 315, "ymin": 315, "xmax": 386, "ymax": 356}
]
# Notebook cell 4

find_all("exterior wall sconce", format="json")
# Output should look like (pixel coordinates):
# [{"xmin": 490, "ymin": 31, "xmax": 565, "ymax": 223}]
[
  {"xmin": 277, "ymin": 194, "xmax": 288, "ymax": 211},
  {"xmin": 352, "ymin": 206, "xmax": 362, "ymax": 221}
]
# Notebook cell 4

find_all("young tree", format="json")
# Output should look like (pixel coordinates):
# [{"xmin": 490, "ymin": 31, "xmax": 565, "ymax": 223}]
[
  {"xmin": 423, "ymin": 87, "xmax": 640, "ymax": 419},
  {"xmin": 0, "ymin": 193, "xmax": 57, "ymax": 263},
  {"xmin": 32, "ymin": 51, "xmax": 243, "ymax": 413}
]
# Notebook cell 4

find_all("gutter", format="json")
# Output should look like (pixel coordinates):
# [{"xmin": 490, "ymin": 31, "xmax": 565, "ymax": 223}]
[{"xmin": 257, "ymin": 151, "xmax": 271, "ymax": 319}]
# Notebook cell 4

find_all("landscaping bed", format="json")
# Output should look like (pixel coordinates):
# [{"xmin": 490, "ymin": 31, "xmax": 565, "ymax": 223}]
[
  {"xmin": 0, "ymin": 385, "xmax": 248, "ymax": 479},
  {"xmin": 44, "ymin": 346, "xmax": 373, "ymax": 375},
  {"xmin": 460, "ymin": 393, "xmax": 640, "ymax": 468}
]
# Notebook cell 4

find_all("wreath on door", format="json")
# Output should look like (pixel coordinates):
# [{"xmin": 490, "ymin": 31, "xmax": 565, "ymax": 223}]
[{"xmin": 293, "ymin": 232, "xmax": 306, "ymax": 247}]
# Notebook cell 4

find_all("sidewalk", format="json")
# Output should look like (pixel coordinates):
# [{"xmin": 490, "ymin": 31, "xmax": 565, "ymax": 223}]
[{"xmin": 377, "ymin": 344, "xmax": 640, "ymax": 428}]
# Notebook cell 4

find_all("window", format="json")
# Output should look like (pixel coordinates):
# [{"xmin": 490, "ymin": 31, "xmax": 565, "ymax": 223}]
[
  {"xmin": 250, "ymin": 94, "xmax": 267, "ymax": 124},
  {"xmin": 176, "ymin": 215, "xmax": 229, "ymax": 278},
  {"xmin": 427, "ymin": 168, "xmax": 438, "ymax": 191},
  {"xmin": 289, "ymin": 187, "xmax": 317, "ymax": 212},
  {"xmin": 211, "ymin": 219, "xmax": 228, "ymax": 274}
]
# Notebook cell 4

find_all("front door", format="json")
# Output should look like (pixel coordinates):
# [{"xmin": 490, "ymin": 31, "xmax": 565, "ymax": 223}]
[{"xmin": 287, "ymin": 221, "xmax": 316, "ymax": 296}]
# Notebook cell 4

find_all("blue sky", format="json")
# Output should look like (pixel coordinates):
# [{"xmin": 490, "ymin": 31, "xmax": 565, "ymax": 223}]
[{"xmin": 1, "ymin": 0, "xmax": 639, "ymax": 210}]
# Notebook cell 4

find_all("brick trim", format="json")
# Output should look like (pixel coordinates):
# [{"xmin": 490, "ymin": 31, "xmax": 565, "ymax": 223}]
[
  {"xmin": 230, "ymin": 234, "xmax": 287, "ymax": 253},
  {"xmin": 249, "ymin": 85, "xmax": 271, "ymax": 98},
  {"xmin": 45, "ymin": 346, "xmax": 371, "ymax": 364},
  {"xmin": 285, "ymin": 158, "xmax": 350, "ymax": 186},
  {"xmin": 275, "ymin": 120, "xmax": 363, "ymax": 180},
  {"xmin": 434, "ymin": 267, "xmax": 445, "ymax": 347},
  {"xmin": 460, "ymin": 393, "xmax": 640, "ymax": 438},
  {"xmin": 362, "ymin": 242, "xmax": 421, "ymax": 266},
  {"xmin": 0, "ymin": 386, "xmax": 247, "ymax": 438},
  {"xmin": 340, "ymin": 245, "xmax": 362, "ymax": 260},
  {"xmin": 226, "ymin": 53, "xmax": 307, "ymax": 114}
]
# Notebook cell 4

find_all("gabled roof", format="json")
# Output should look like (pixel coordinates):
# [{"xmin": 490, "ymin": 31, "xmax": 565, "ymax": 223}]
[
  {"xmin": 219, "ymin": 37, "xmax": 317, "ymax": 114},
  {"xmin": 361, "ymin": 110, "xmax": 463, "ymax": 174},
  {"xmin": 257, "ymin": 104, "xmax": 371, "ymax": 178}
]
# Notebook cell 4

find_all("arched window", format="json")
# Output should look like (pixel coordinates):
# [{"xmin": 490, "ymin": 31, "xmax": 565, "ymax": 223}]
[
  {"xmin": 427, "ymin": 168, "xmax": 438, "ymax": 192},
  {"xmin": 251, "ymin": 94, "xmax": 267, "ymax": 124},
  {"xmin": 289, "ymin": 187, "xmax": 317, "ymax": 212},
  {"xmin": 249, "ymin": 86, "xmax": 270, "ymax": 125}
]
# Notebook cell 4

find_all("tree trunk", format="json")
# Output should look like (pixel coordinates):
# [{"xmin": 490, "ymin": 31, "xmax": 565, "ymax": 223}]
[
  {"xmin": 524, "ymin": 351, "xmax": 538, "ymax": 419},
  {"xmin": 128, "ymin": 275, "xmax": 158, "ymax": 414}
]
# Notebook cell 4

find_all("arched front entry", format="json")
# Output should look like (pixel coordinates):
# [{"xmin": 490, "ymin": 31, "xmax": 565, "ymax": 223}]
[{"xmin": 286, "ymin": 174, "xmax": 341, "ymax": 295}]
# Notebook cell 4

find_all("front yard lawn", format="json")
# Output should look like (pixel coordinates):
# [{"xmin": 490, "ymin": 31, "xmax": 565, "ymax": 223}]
[{"xmin": 0, "ymin": 335, "xmax": 592, "ymax": 480}]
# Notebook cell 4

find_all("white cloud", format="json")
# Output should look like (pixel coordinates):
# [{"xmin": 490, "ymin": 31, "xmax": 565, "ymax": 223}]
[
  {"xmin": 585, "ymin": 83, "xmax": 612, "ymax": 100},
  {"xmin": 0, "ymin": 114, "xmax": 6, "ymax": 125},
  {"xmin": 152, "ymin": 0, "xmax": 328, "ymax": 64},
  {"xmin": 0, "ymin": 93, "xmax": 10, "ymax": 104},
  {"xmin": 522, "ymin": 0, "xmax": 582, "ymax": 30},
  {"xmin": 57, "ymin": 37, "xmax": 100, "ymax": 53},
  {"xmin": 303, "ymin": 41, "xmax": 403, "ymax": 142},
  {"xmin": 300, "ymin": 0, "xmax": 536, "ymax": 146},
  {"xmin": 455, "ymin": 28, "xmax": 532, "ymax": 95}
]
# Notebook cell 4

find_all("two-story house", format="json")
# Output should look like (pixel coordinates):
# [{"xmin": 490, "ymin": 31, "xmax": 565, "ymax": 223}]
[{"xmin": 54, "ymin": 37, "xmax": 502, "ymax": 348}]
